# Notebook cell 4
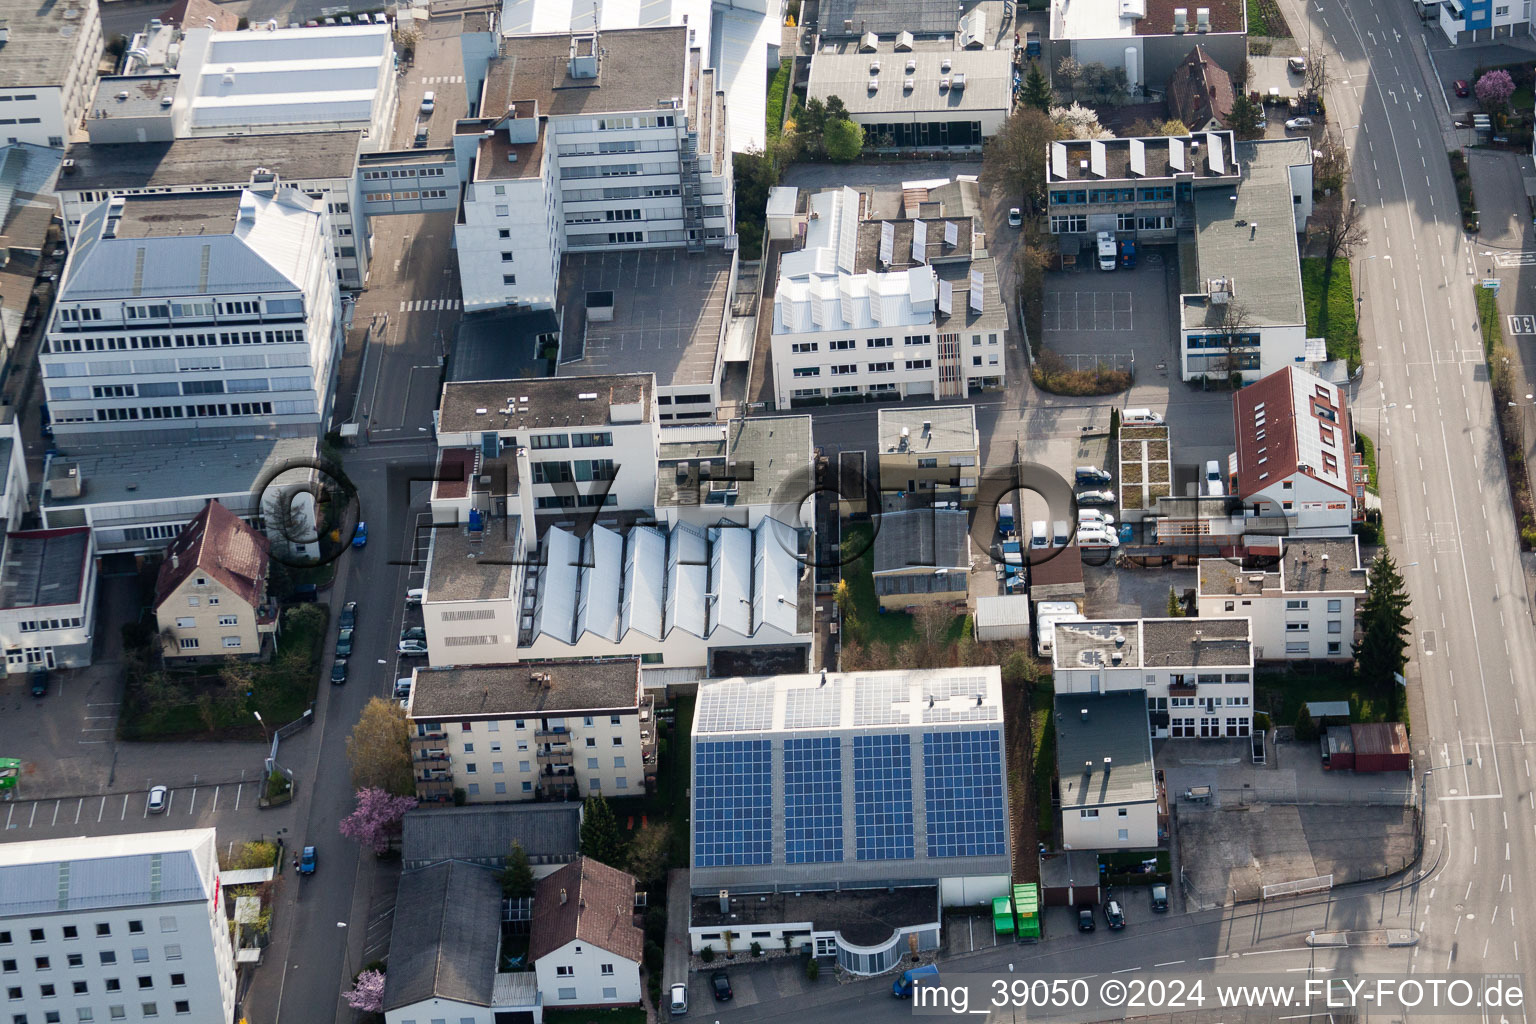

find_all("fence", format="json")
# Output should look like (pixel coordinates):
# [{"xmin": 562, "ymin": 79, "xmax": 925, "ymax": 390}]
[
  {"xmin": 1231, "ymin": 786, "xmax": 1414, "ymax": 807},
  {"xmin": 1262, "ymin": 874, "xmax": 1333, "ymax": 900}
]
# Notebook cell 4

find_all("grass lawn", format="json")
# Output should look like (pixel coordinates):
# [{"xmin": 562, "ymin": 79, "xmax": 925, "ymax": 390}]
[
  {"xmin": 1246, "ymin": 0, "xmax": 1272, "ymax": 34},
  {"xmin": 607, "ymin": 694, "xmax": 694, "ymax": 867},
  {"xmin": 840, "ymin": 522, "xmax": 918, "ymax": 648},
  {"xmin": 1256, "ymin": 667, "xmax": 1400, "ymax": 728},
  {"xmin": 1477, "ymin": 285, "xmax": 1503, "ymax": 356},
  {"xmin": 545, "ymin": 1010, "xmax": 648, "ymax": 1024},
  {"xmin": 1030, "ymin": 684, "xmax": 1055, "ymax": 836},
  {"xmin": 766, "ymin": 58, "xmax": 791, "ymax": 139},
  {"xmin": 1357, "ymin": 432, "xmax": 1378, "ymax": 492},
  {"xmin": 1301, "ymin": 257, "xmax": 1360, "ymax": 371},
  {"xmin": 118, "ymin": 604, "xmax": 327, "ymax": 741}
]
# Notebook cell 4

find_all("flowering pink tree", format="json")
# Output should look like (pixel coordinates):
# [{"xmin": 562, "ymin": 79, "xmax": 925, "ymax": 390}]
[
  {"xmin": 1476, "ymin": 69, "xmax": 1516, "ymax": 112},
  {"xmin": 338, "ymin": 787, "xmax": 418, "ymax": 854},
  {"xmin": 344, "ymin": 969, "xmax": 386, "ymax": 1012}
]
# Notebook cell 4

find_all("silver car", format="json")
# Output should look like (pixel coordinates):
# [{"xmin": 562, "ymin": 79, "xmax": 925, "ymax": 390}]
[{"xmin": 147, "ymin": 786, "xmax": 168, "ymax": 814}]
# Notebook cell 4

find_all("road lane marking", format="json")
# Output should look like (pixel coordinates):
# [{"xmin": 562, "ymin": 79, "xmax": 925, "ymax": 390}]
[
  {"xmin": 73, "ymin": 799, "xmax": 81, "ymax": 825},
  {"xmin": 211, "ymin": 786, "xmax": 219, "ymax": 813},
  {"xmin": 187, "ymin": 788, "xmax": 197, "ymax": 815}
]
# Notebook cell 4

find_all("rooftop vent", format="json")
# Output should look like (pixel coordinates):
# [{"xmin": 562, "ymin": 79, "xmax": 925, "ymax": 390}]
[
  {"xmin": 507, "ymin": 152, "xmax": 518, "ymax": 163},
  {"xmin": 1196, "ymin": 6, "xmax": 1211, "ymax": 30},
  {"xmin": 1173, "ymin": 7, "xmax": 1188, "ymax": 31},
  {"xmin": 903, "ymin": 77, "xmax": 914, "ymax": 91},
  {"xmin": 1080, "ymin": 708, "xmax": 1088, "ymax": 721}
]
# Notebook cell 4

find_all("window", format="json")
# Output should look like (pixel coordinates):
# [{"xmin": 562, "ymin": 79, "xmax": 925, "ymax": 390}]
[
  {"xmin": 1117, "ymin": 808, "xmax": 1128, "ymax": 817},
  {"xmin": 1327, "ymin": 599, "xmax": 1342, "ymax": 612},
  {"xmin": 1118, "ymin": 829, "xmax": 1129, "ymax": 842},
  {"xmin": 67, "ymin": 957, "xmax": 82, "ymax": 969},
  {"xmin": 172, "ymin": 1003, "xmax": 188, "ymax": 1016},
  {"xmin": 556, "ymin": 966, "xmax": 574, "ymax": 977},
  {"xmin": 792, "ymin": 367, "xmax": 819, "ymax": 378},
  {"xmin": 558, "ymin": 988, "xmax": 578, "ymax": 1001},
  {"xmin": 131, "ymin": 950, "xmax": 148, "ymax": 964},
  {"xmin": 466, "ymin": 783, "xmax": 479, "ymax": 796},
  {"xmin": 217, "ymin": 615, "xmax": 237, "ymax": 627},
  {"xmin": 867, "ymin": 337, "xmax": 893, "ymax": 348},
  {"xmin": 61, "ymin": 928, "xmax": 76, "ymax": 941},
  {"xmin": 1, "ymin": 961, "xmax": 13, "ymax": 973},
  {"xmin": 141, "ymin": 1005, "xmax": 156, "ymax": 1019},
  {"xmin": 1327, "ymin": 641, "xmax": 1342, "ymax": 655},
  {"xmin": 502, "ymin": 275, "xmax": 516, "ymax": 286},
  {"xmin": 178, "ymin": 638, "xmax": 199, "ymax": 650},
  {"xmin": 1285, "ymin": 641, "xmax": 1310, "ymax": 654},
  {"xmin": 99, "ymin": 953, "xmax": 115, "ymax": 966},
  {"xmin": 464, "ymin": 763, "xmax": 476, "ymax": 774},
  {"xmin": 4, "ymin": 989, "xmax": 16, "ymax": 1001},
  {"xmin": 28, "ymin": 932, "xmax": 41, "ymax": 943},
  {"xmin": 109, "ymin": 1010, "xmax": 125, "ymax": 1022},
  {"xmin": 104, "ymin": 981, "xmax": 119, "ymax": 992},
  {"xmin": 587, "ymin": 757, "xmax": 600, "ymax": 770},
  {"xmin": 585, "ymin": 737, "xmax": 596, "ymax": 748},
  {"xmin": 72, "ymin": 983, "xmax": 86, "ymax": 996},
  {"xmin": 34, "ymin": 959, "xmax": 48, "ymax": 971},
  {"xmin": 1079, "ymin": 809, "xmax": 1099, "ymax": 819},
  {"xmin": 612, "ymin": 736, "xmax": 623, "ymax": 746},
  {"xmin": 221, "ymin": 637, "xmax": 242, "ymax": 648},
  {"xmin": 161, "ymin": 947, "xmax": 179, "ymax": 962},
  {"xmin": 613, "ymin": 756, "xmax": 625, "ymax": 768},
  {"xmin": 137, "ymin": 977, "xmax": 152, "ymax": 989},
  {"xmin": 168, "ymin": 976, "xmax": 183, "ymax": 988}
]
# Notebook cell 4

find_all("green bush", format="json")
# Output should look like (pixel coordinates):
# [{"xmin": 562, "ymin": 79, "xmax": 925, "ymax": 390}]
[
  {"xmin": 700, "ymin": 945, "xmax": 715, "ymax": 963},
  {"xmin": 452, "ymin": 788, "xmax": 467, "ymax": 806},
  {"xmin": 750, "ymin": 941, "xmax": 763, "ymax": 957},
  {"xmin": 1292, "ymin": 705, "xmax": 1318, "ymax": 741},
  {"xmin": 1254, "ymin": 711, "xmax": 1272, "ymax": 733},
  {"xmin": 806, "ymin": 958, "xmax": 820, "ymax": 981},
  {"xmin": 1031, "ymin": 349, "xmax": 1132, "ymax": 396},
  {"xmin": 766, "ymin": 59, "xmax": 792, "ymax": 139}
]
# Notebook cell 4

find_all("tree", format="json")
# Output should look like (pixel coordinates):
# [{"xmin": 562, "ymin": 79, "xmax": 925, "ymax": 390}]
[
  {"xmin": 1476, "ymin": 68, "xmax": 1516, "ymax": 112},
  {"xmin": 1154, "ymin": 118, "xmax": 1190, "ymax": 136},
  {"xmin": 797, "ymin": 97, "xmax": 827, "ymax": 142},
  {"xmin": 1055, "ymin": 56, "xmax": 1082, "ymax": 100},
  {"xmin": 824, "ymin": 117, "xmax": 864, "ymax": 162},
  {"xmin": 980, "ymin": 107, "xmax": 1065, "ymax": 210},
  {"xmin": 1166, "ymin": 586, "xmax": 1184, "ymax": 617},
  {"xmin": 1305, "ymin": 52, "xmax": 1329, "ymax": 111},
  {"xmin": 1227, "ymin": 93, "xmax": 1266, "ymax": 141},
  {"xmin": 344, "ymin": 969, "xmax": 386, "ymax": 1013},
  {"xmin": 1315, "ymin": 194, "xmax": 1368, "ymax": 277},
  {"xmin": 1312, "ymin": 129, "xmax": 1348, "ymax": 197},
  {"xmin": 626, "ymin": 821, "xmax": 673, "ymax": 889},
  {"xmin": 1022, "ymin": 63, "xmax": 1051, "ymax": 112},
  {"xmin": 579, "ymin": 794, "xmax": 625, "ymax": 866},
  {"xmin": 499, "ymin": 841, "xmax": 535, "ymax": 898},
  {"xmin": 346, "ymin": 697, "xmax": 414, "ymax": 796},
  {"xmin": 1293, "ymin": 704, "xmax": 1319, "ymax": 741},
  {"xmin": 1355, "ymin": 550, "xmax": 1412, "ymax": 712},
  {"xmin": 339, "ymin": 787, "xmax": 418, "ymax": 854},
  {"xmin": 1206, "ymin": 300, "xmax": 1256, "ymax": 384},
  {"xmin": 1051, "ymin": 103, "xmax": 1113, "ymax": 140}
]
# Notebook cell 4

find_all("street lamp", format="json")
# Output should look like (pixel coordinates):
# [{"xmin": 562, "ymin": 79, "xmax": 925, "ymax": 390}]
[
  {"xmin": 253, "ymin": 711, "xmax": 269, "ymax": 746},
  {"xmin": 1420, "ymin": 758, "xmax": 1473, "ymax": 819}
]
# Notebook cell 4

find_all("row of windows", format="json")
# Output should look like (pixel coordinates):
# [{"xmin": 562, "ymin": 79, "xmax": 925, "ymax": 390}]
[
  {"xmin": 61, "ymin": 402, "xmax": 278, "ymax": 424},
  {"xmin": 557, "ymin": 139, "xmax": 677, "ymax": 157},
  {"xmin": 534, "ymin": 493, "xmax": 618, "ymax": 509},
  {"xmin": 48, "ymin": 329, "xmax": 303, "ymax": 353},
  {"xmin": 591, "ymin": 113, "xmax": 675, "ymax": 130},
  {"xmin": 0, "ymin": 921, "xmax": 174, "ymax": 945},
  {"xmin": 364, "ymin": 189, "xmax": 449, "ymax": 203},
  {"xmin": 360, "ymin": 166, "xmax": 447, "ymax": 180},
  {"xmin": 528, "ymin": 432, "xmax": 612, "ymax": 450},
  {"xmin": 457, "ymin": 754, "xmax": 628, "ymax": 774},
  {"xmin": 413, "ymin": 716, "xmax": 626, "ymax": 736},
  {"xmin": 1050, "ymin": 185, "xmax": 1179, "ymax": 205},
  {"xmin": 562, "ymin": 185, "xmax": 682, "ymax": 202},
  {"xmin": 57, "ymin": 300, "xmax": 298, "ymax": 324},
  {"xmin": 16, "ymin": 618, "xmax": 83, "ymax": 633},
  {"xmin": 530, "ymin": 459, "xmax": 616, "ymax": 484}
]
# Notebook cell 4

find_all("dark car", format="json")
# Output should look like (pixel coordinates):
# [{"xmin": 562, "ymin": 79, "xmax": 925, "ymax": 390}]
[
  {"xmin": 28, "ymin": 668, "xmax": 47, "ymax": 697},
  {"xmin": 1104, "ymin": 899, "xmax": 1126, "ymax": 930},
  {"xmin": 336, "ymin": 628, "xmax": 354, "ymax": 658},
  {"xmin": 400, "ymin": 626, "xmax": 427, "ymax": 642},
  {"xmin": 331, "ymin": 659, "xmax": 348, "ymax": 685},
  {"xmin": 1150, "ymin": 884, "xmax": 1169, "ymax": 912},
  {"xmin": 1077, "ymin": 906, "xmax": 1095, "ymax": 932},
  {"xmin": 352, "ymin": 522, "xmax": 368, "ymax": 548},
  {"xmin": 339, "ymin": 601, "xmax": 358, "ymax": 631},
  {"xmin": 1455, "ymin": 79, "xmax": 1470, "ymax": 97},
  {"xmin": 299, "ymin": 846, "xmax": 317, "ymax": 875},
  {"xmin": 711, "ymin": 972, "xmax": 732, "ymax": 1001}
]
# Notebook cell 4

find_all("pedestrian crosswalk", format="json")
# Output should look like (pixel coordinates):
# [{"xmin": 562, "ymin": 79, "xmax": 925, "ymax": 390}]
[
  {"xmin": 399, "ymin": 298, "xmax": 462, "ymax": 312},
  {"xmin": 422, "ymin": 75, "xmax": 464, "ymax": 85}
]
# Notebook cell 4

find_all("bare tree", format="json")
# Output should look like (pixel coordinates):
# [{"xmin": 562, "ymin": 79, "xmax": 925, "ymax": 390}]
[
  {"xmin": 980, "ymin": 107, "xmax": 1066, "ymax": 209},
  {"xmin": 1209, "ymin": 299, "xmax": 1256, "ymax": 383},
  {"xmin": 1056, "ymin": 56, "xmax": 1082, "ymax": 101},
  {"xmin": 1314, "ymin": 194, "xmax": 1368, "ymax": 276},
  {"xmin": 1305, "ymin": 52, "xmax": 1330, "ymax": 113}
]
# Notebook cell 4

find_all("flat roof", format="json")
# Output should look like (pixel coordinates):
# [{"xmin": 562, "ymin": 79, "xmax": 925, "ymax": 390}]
[
  {"xmin": 557, "ymin": 249, "xmax": 732, "ymax": 388},
  {"xmin": 656, "ymin": 416, "xmax": 813, "ymax": 508},
  {"xmin": 1183, "ymin": 138, "xmax": 1310, "ymax": 329},
  {"xmin": 819, "ymin": 0, "xmax": 988, "ymax": 36},
  {"xmin": 1047, "ymin": 131, "xmax": 1240, "ymax": 183},
  {"xmin": 0, "ymin": 829, "xmax": 218, "ymax": 918},
  {"xmin": 856, "ymin": 215, "xmax": 972, "ymax": 267},
  {"xmin": 1055, "ymin": 692, "xmax": 1157, "ymax": 808},
  {"xmin": 877, "ymin": 404, "xmax": 977, "ymax": 454},
  {"xmin": 448, "ymin": 308, "xmax": 559, "ymax": 383},
  {"xmin": 694, "ymin": 666, "xmax": 1003, "ymax": 736},
  {"xmin": 807, "ymin": 46, "xmax": 1012, "ymax": 116},
  {"xmin": 0, "ymin": 528, "xmax": 89, "ymax": 609},
  {"xmin": 1054, "ymin": 617, "xmax": 1252, "ymax": 671},
  {"xmin": 410, "ymin": 658, "xmax": 641, "ymax": 718},
  {"xmin": 91, "ymin": 75, "xmax": 179, "ymax": 119},
  {"xmin": 1281, "ymin": 536, "xmax": 1363, "ymax": 592},
  {"xmin": 482, "ymin": 28, "xmax": 687, "ymax": 119},
  {"xmin": 690, "ymin": 886, "xmax": 938, "ymax": 946},
  {"xmin": 111, "ymin": 192, "xmax": 241, "ymax": 239},
  {"xmin": 439, "ymin": 373, "xmax": 653, "ymax": 433},
  {"xmin": 57, "ymin": 133, "xmax": 362, "ymax": 192},
  {"xmin": 402, "ymin": 804, "xmax": 581, "ymax": 866},
  {"xmin": 0, "ymin": 0, "xmax": 98, "ymax": 90},
  {"xmin": 425, "ymin": 517, "xmax": 522, "ymax": 604},
  {"xmin": 1053, "ymin": 0, "xmax": 1244, "ymax": 39},
  {"xmin": 474, "ymin": 120, "xmax": 546, "ymax": 181},
  {"xmin": 42, "ymin": 438, "xmax": 319, "ymax": 509}
]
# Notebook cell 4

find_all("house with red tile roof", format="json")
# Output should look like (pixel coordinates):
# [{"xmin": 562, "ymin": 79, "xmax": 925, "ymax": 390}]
[
  {"xmin": 1166, "ymin": 45, "xmax": 1235, "ymax": 131},
  {"xmin": 531, "ymin": 858, "xmax": 643, "ymax": 1008},
  {"xmin": 153, "ymin": 500, "xmax": 276, "ymax": 659}
]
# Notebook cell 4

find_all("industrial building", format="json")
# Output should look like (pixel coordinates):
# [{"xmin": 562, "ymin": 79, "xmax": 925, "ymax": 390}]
[
  {"xmin": 1047, "ymin": 0, "xmax": 1247, "ymax": 96},
  {"xmin": 0, "ymin": 0, "xmax": 103, "ymax": 149}
]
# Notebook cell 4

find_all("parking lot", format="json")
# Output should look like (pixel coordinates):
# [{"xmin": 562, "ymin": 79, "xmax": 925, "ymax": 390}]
[
  {"xmin": 1, "ymin": 778, "xmax": 287, "ymax": 843},
  {"xmin": 1041, "ymin": 252, "xmax": 1173, "ymax": 371}
]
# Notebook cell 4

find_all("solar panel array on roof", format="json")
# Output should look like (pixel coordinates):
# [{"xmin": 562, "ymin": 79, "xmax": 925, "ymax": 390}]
[
  {"xmin": 923, "ymin": 730, "xmax": 1006, "ymax": 857},
  {"xmin": 695, "ymin": 678, "xmax": 777, "ymax": 733},
  {"xmin": 820, "ymin": 0, "xmax": 961, "ymax": 38},
  {"xmin": 783, "ymin": 678, "xmax": 843, "ymax": 730},
  {"xmin": 854, "ymin": 673, "xmax": 910, "ymax": 726},
  {"xmin": 694, "ymin": 739, "xmax": 773, "ymax": 866},
  {"xmin": 912, "ymin": 218, "xmax": 928, "ymax": 263},
  {"xmin": 783, "ymin": 736, "xmax": 844, "ymax": 863}
]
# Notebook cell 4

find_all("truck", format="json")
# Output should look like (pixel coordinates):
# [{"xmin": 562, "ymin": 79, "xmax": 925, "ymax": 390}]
[
  {"xmin": 1025, "ymin": 30, "xmax": 1041, "ymax": 58},
  {"xmin": 1118, "ymin": 238, "xmax": 1137, "ymax": 268},
  {"xmin": 997, "ymin": 502, "xmax": 1016, "ymax": 535},
  {"xmin": 1096, "ymin": 232, "xmax": 1117, "ymax": 271}
]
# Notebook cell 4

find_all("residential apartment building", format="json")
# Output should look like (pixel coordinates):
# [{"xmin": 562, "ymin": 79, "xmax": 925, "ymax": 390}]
[
  {"xmin": 1055, "ymin": 692, "xmax": 1161, "ymax": 849},
  {"xmin": 0, "ymin": 0, "xmax": 103, "ymax": 148},
  {"xmin": 453, "ymin": 27, "xmax": 734, "ymax": 312},
  {"xmin": 405, "ymin": 657, "xmax": 655, "ymax": 803},
  {"xmin": 530, "ymin": 859, "xmax": 644, "ymax": 1009},
  {"xmin": 1435, "ymin": 0, "xmax": 1531, "ymax": 43},
  {"xmin": 876, "ymin": 404, "xmax": 980, "ymax": 505},
  {"xmin": 0, "ymin": 526, "xmax": 97, "ymax": 673},
  {"xmin": 436, "ymin": 374, "xmax": 659, "ymax": 517},
  {"xmin": 41, "ymin": 187, "xmax": 343, "ymax": 443},
  {"xmin": 1051, "ymin": 617, "xmax": 1254, "ymax": 739},
  {"xmin": 770, "ymin": 186, "xmax": 1006, "ymax": 406},
  {"xmin": 1048, "ymin": 0, "xmax": 1246, "ymax": 93},
  {"xmin": 153, "ymin": 500, "xmax": 276, "ymax": 661},
  {"xmin": 0, "ymin": 829, "xmax": 237, "ymax": 1024},
  {"xmin": 1197, "ymin": 537, "xmax": 1365, "ymax": 660},
  {"xmin": 654, "ymin": 415, "xmax": 815, "ymax": 529},
  {"xmin": 1230, "ymin": 363, "xmax": 1362, "ymax": 541},
  {"xmin": 55, "ymin": 132, "xmax": 370, "ymax": 287}
]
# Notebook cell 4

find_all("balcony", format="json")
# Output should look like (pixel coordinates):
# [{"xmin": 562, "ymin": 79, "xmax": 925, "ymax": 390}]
[
  {"xmin": 536, "ymin": 744, "xmax": 574, "ymax": 765},
  {"xmin": 416, "ymin": 771, "xmax": 454, "ymax": 801},
  {"xmin": 534, "ymin": 728, "xmax": 569, "ymax": 740},
  {"xmin": 1167, "ymin": 683, "xmax": 1197, "ymax": 697},
  {"xmin": 411, "ymin": 735, "xmax": 449, "ymax": 761}
]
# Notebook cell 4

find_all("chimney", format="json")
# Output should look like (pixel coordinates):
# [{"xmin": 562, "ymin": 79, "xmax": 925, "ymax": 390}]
[
  {"xmin": 718, "ymin": 889, "xmax": 729, "ymax": 915},
  {"xmin": 560, "ymin": 888, "xmax": 569, "ymax": 905},
  {"xmin": 1080, "ymin": 708, "xmax": 1088, "ymax": 722},
  {"xmin": 819, "ymin": 669, "xmax": 827, "ymax": 687},
  {"xmin": 1103, "ymin": 756, "xmax": 1113, "ymax": 768},
  {"xmin": 171, "ymin": 553, "xmax": 179, "ymax": 571}
]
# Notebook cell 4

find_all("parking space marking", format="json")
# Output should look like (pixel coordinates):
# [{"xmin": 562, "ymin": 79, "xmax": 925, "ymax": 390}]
[{"xmin": 1042, "ymin": 290, "xmax": 1135, "ymax": 332}]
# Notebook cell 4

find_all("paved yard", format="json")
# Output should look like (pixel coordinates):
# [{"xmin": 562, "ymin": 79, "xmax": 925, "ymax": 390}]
[{"xmin": 1041, "ymin": 249, "xmax": 1174, "ymax": 371}]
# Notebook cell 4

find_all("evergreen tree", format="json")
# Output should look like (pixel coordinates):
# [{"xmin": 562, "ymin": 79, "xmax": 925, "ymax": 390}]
[
  {"xmin": 499, "ymin": 840, "xmax": 535, "ymax": 898},
  {"xmin": 1227, "ymin": 94, "xmax": 1266, "ymax": 141},
  {"xmin": 1021, "ymin": 63, "xmax": 1052, "ymax": 113},
  {"xmin": 1355, "ymin": 550, "xmax": 1412, "ymax": 714},
  {"xmin": 579, "ymin": 794, "xmax": 626, "ymax": 867}
]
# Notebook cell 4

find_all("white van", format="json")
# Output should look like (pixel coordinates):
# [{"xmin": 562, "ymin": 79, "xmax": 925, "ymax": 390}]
[
  {"xmin": 1078, "ymin": 508, "xmax": 1114, "ymax": 529},
  {"xmin": 1029, "ymin": 521, "xmax": 1049, "ymax": 549},
  {"xmin": 1076, "ymin": 527, "xmax": 1120, "ymax": 549},
  {"xmin": 1122, "ymin": 408, "xmax": 1164, "ymax": 425},
  {"xmin": 394, "ymin": 677, "xmax": 413, "ymax": 698},
  {"xmin": 404, "ymin": 587, "xmax": 425, "ymax": 607},
  {"xmin": 1204, "ymin": 459, "xmax": 1225, "ymax": 497},
  {"xmin": 1036, "ymin": 603, "xmax": 1086, "ymax": 656},
  {"xmin": 1051, "ymin": 520, "xmax": 1071, "ymax": 547}
]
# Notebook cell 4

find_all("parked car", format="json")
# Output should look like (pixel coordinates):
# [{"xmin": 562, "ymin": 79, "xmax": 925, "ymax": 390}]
[
  {"xmin": 147, "ymin": 786, "xmax": 168, "ymax": 814},
  {"xmin": 1455, "ymin": 79, "xmax": 1470, "ymax": 97},
  {"xmin": 1008, "ymin": 207, "xmax": 1022, "ymax": 227},
  {"xmin": 404, "ymin": 588, "xmax": 425, "ymax": 608},
  {"xmin": 1150, "ymin": 884, "xmax": 1169, "ymax": 912},
  {"xmin": 299, "ymin": 846, "xmax": 317, "ymax": 875},
  {"xmin": 394, "ymin": 677, "xmax": 413, "ymax": 698},
  {"xmin": 398, "ymin": 640, "xmax": 428, "ymax": 656},
  {"xmin": 400, "ymin": 627, "xmax": 427, "ymax": 642},
  {"xmin": 1104, "ymin": 899, "xmax": 1126, "ymax": 930},
  {"xmin": 339, "ymin": 601, "xmax": 358, "ymax": 631},
  {"xmin": 1288, "ymin": 56, "xmax": 1307, "ymax": 73},
  {"xmin": 1075, "ymin": 465, "xmax": 1112, "ymax": 485},
  {"xmin": 414, "ymin": 128, "xmax": 429, "ymax": 148},
  {"xmin": 28, "ymin": 668, "xmax": 47, "ymax": 697},
  {"xmin": 1078, "ymin": 509, "xmax": 1114, "ymax": 528},
  {"xmin": 1284, "ymin": 117, "xmax": 1314, "ymax": 130},
  {"xmin": 420, "ymin": 90, "xmax": 435, "ymax": 114},
  {"xmin": 335, "ymin": 628, "xmax": 354, "ymax": 658},
  {"xmin": 352, "ymin": 521, "xmax": 368, "ymax": 548},
  {"xmin": 331, "ymin": 659, "xmax": 348, "ymax": 685},
  {"xmin": 711, "ymin": 972, "xmax": 732, "ymax": 1001},
  {"xmin": 670, "ymin": 982, "xmax": 689, "ymax": 1015},
  {"xmin": 1077, "ymin": 905, "xmax": 1095, "ymax": 932},
  {"xmin": 1076, "ymin": 489, "xmax": 1116, "ymax": 506}
]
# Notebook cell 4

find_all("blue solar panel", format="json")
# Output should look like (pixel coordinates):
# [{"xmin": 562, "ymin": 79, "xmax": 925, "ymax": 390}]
[
  {"xmin": 694, "ymin": 740, "xmax": 773, "ymax": 867},
  {"xmin": 784, "ymin": 737, "xmax": 844, "ymax": 864},
  {"xmin": 852, "ymin": 734, "xmax": 915, "ymax": 861},
  {"xmin": 923, "ymin": 730, "xmax": 1006, "ymax": 858}
]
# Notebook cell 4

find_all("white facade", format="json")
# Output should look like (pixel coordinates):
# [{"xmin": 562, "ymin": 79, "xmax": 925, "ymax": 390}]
[
  {"xmin": 0, "ymin": 526, "xmax": 97, "ymax": 673},
  {"xmin": 535, "ymin": 938, "xmax": 642, "ymax": 1007},
  {"xmin": 0, "ymin": 0, "xmax": 103, "ymax": 148},
  {"xmin": 1197, "ymin": 545, "xmax": 1364, "ymax": 662},
  {"xmin": 42, "ymin": 188, "xmax": 342, "ymax": 443},
  {"xmin": 0, "ymin": 829, "xmax": 236, "ymax": 1024},
  {"xmin": 1052, "ymin": 618, "xmax": 1255, "ymax": 740},
  {"xmin": 770, "ymin": 187, "xmax": 1007, "ymax": 407},
  {"xmin": 1063, "ymin": 799, "xmax": 1159, "ymax": 849}
]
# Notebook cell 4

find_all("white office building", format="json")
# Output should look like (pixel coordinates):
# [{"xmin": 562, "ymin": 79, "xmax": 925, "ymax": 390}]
[
  {"xmin": 41, "ymin": 187, "xmax": 342, "ymax": 443},
  {"xmin": 770, "ymin": 186, "xmax": 1007, "ymax": 406},
  {"xmin": 0, "ymin": 829, "xmax": 237, "ymax": 1024},
  {"xmin": 1052, "ymin": 617, "xmax": 1254, "ymax": 739},
  {"xmin": 1198, "ymin": 537, "xmax": 1365, "ymax": 661},
  {"xmin": 0, "ymin": 0, "xmax": 103, "ymax": 148},
  {"xmin": 453, "ymin": 27, "xmax": 734, "ymax": 312}
]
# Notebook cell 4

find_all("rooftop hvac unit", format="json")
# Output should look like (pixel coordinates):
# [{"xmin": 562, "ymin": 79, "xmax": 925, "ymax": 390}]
[
  {"xmin": 868, "ymin": 79, "xmax": 878, "ymax": 92},
  {"xmin": 939, "ymin": 77, "xmax": 951, "ymax": 90},
  {"xmin": 941, "ymin": 57, "xmax": 952, "ymax": 72},
  {"xmin": 951, "ymin": 72, "xmax": 966, "ymax": 90},
  {"xmin": 904, "ymin": 77, "xmax": 914, "ymax": 91},
  {"xmin": 906, "ymin": 58, "xmax": 916, "ymax": 72},
  {"xmin": 869, "ymin": 59, "xmax": 880, "ymax": 72}
]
